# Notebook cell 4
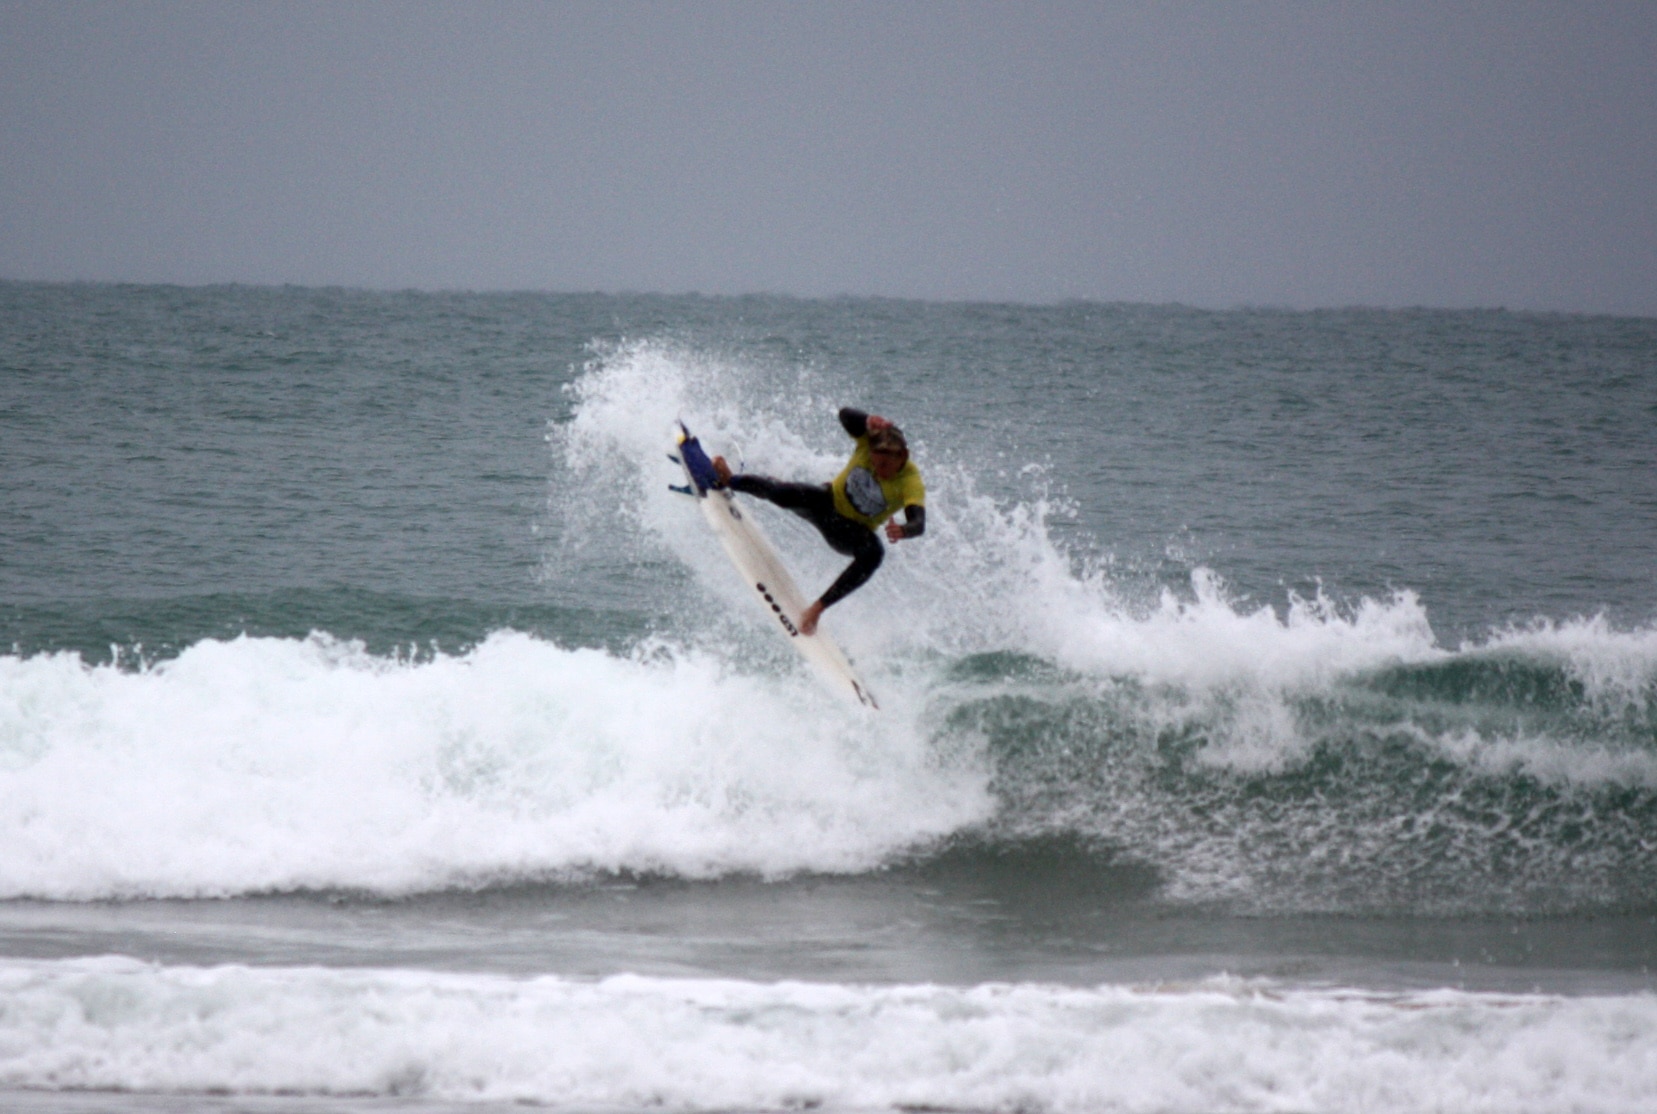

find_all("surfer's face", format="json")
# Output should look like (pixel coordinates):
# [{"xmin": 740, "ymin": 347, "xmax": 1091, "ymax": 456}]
[{"xmin": 870, "ymin": 447, "xmax": 906, "ymax": 480}]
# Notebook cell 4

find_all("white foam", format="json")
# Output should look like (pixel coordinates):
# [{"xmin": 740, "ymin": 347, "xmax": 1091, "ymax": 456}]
[
  {"xmin": 1431, "ymin": 726, "xmax": 1657, "ymax": 790},
  {"xmin": 1, "ymin": 957, "xmax": 1652, "ymax": 1112},
  {"xmin": 0, "ymin": 633, "xmax": 989, "ymax": 900},
  {"xmin": 1481, "ymin": 613, "xmax": 1657, "ymax": 709}
]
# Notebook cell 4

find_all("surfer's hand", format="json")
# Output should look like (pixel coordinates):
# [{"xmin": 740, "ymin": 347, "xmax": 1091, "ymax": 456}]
[
  {"xmin": 800, "ymin": 600, "xmax": 824, "ymax": 636},
  {"xmin": 885, "ymin": 520, "xmax": 907, "ymax": 542}
]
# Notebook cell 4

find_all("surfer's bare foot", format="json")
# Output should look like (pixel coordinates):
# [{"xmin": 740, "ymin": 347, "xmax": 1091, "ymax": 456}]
[
  {"xmin": 799, "ymin": 600, "xmax": 824, "ymax": 636},
  {"xmin": 711, "ymin": 455, "xmax": 732, "ymax": 487}
]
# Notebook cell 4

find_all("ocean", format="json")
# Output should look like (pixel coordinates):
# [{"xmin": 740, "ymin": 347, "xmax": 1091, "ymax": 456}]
[{"xmin": 1, "ymin": 281, "xmax": 1654, "ymax": 1112}]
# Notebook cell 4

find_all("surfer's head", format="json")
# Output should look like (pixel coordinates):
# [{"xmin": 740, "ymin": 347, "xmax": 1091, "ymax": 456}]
[{"xmin": 868, "ymin": 425, "xmax": 908, "ymax": 479}]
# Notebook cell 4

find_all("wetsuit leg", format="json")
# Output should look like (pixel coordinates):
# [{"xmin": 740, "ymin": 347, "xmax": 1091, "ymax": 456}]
[
  {"xmin": 727, "ymin": 475, "xmax": 830, "ymax": 515},
  {"xmin": 815, "ymin": 515, "xmax": 884, "ymax": 607},
  {"xmin": 728, "ymin": 476, "xmax": 884, "ymax": 608}
]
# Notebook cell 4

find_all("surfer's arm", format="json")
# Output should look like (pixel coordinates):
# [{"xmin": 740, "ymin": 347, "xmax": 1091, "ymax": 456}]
[
  {"xmin": 838, "ymin": 408, "xmax": 893, "ymax": 438},
  {"xmin": 885, "ymin": 504, "xmax": 925, "ymax": 542}
]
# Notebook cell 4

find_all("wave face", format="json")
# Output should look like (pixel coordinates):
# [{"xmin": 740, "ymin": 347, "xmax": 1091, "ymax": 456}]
[
  {"xmin": 2, "ymin": 958, "xmax": 1654, "ymax": 1113},
  {"xmin": 4, "ymin": 599, "xmax": 1652, "ymax": 914},
  {"xmin": 941, "ymin": 616, "xmax": 1657, "ymax": 915},
  {"xmin": 4, "ymin": 325, "xmax": 1655, "ymax": 917}
]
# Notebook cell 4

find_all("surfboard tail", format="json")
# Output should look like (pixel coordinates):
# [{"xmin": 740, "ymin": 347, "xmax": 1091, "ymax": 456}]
[{"xmin": 674, "ymin": 422, "xmax": 724, "ymax": 494}]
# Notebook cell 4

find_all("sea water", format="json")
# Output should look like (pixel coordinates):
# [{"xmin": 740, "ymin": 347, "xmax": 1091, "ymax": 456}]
[{"xmin": 1, "ymin": 282, "xmax": 1654, "ymax": 1112}]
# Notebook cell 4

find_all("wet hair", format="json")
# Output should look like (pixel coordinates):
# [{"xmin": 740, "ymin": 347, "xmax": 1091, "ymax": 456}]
[{"xmin": 868, "ymin": 425, "xmax": 907, "ymax": 455}]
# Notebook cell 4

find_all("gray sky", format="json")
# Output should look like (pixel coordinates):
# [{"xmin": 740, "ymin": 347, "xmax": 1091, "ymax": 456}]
[{"xmin": 2, "ymin": 1, "xmax": 1653, "ymax": 314}]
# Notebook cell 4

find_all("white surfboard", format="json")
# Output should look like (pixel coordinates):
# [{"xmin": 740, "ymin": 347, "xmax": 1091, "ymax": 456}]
[{"xmin": 671, "ymin": 421, "xmax": 878, "ymax": 710}]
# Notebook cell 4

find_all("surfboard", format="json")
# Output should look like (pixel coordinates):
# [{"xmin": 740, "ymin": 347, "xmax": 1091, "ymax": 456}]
[{"xmin": 670, "ymin": 421, "xmax": 879, "ymax": 710}]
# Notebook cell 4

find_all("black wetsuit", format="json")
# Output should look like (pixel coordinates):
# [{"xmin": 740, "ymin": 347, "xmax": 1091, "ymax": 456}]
[{"xmin": 728, "ymin": 409, "xmax": 925, "ymax": 609}]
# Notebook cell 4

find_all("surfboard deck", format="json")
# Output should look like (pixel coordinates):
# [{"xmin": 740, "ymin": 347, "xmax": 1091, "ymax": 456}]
[{"xmin": 671, "ymin": 421, "xmax": 878, "ymax": 710}]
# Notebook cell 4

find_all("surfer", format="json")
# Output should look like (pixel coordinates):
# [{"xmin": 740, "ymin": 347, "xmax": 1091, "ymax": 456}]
[{"xmin": 712, "ymin": 408, "xmax": 925, "ymax": 635}]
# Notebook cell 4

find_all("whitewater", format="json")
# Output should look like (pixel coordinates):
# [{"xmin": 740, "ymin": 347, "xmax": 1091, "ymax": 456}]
[{"xmin": 1, "ymin": 958, "xmax": 1653, "ymax": 1113}]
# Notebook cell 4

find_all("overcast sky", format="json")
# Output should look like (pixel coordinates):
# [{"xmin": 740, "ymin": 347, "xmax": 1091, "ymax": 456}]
[{"xmin": 2, "ymin": 1, "xmax": 1652, "ymax": 314}]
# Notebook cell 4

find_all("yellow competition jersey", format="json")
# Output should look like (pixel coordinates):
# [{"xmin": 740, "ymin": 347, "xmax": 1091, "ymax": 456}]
[{"xmin": 830, "ymin": 437, "xmax": 926, "ymax": 529}]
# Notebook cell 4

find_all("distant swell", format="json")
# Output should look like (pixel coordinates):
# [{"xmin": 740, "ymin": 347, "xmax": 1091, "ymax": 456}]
[{"xmin": 1, "ymin": 588, "xmax": 643, "ymax": 664}]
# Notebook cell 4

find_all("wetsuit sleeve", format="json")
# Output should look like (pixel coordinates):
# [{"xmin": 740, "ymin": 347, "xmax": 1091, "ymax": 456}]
[
  {"xmin": 897, "ymin": 505, "xmax": 926, "ymax": 539},
  {"xmin": 838, "ymin": 408, "xmax": 870, "ymax": 438}
]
